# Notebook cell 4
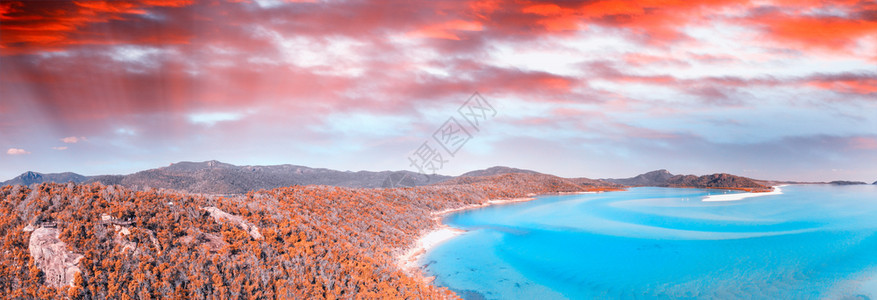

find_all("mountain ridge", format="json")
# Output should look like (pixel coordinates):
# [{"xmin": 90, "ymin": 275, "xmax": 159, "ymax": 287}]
[
  {"xmin": 0, "ymin": 161, "xmax": 453, "ymax": 193},
  {"xmin": 8, "ymin": 163, "xmax": 862, "ymax": 194},
  {"xmin": 1, "ymin": 171, "xmax": 88, "ymax": 186},
  {"xmin": 606, "ymin": 170, "xmax": 770, "ymax": 191},
  {"xmin": 458, "ymin": 166, "xmax": 541, "ymax": 177}
]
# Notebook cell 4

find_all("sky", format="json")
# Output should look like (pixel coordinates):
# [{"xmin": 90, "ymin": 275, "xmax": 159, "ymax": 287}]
[{"xmin": 1, "ymin": 0, "xmax": 876, "ymax": 182}]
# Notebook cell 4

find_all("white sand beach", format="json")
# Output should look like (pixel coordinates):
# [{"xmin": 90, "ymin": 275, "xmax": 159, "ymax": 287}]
[
  {"xmin": 430, "ymin": 197, "xmax": 536, "ymax": 219},
  {"xmin": 398, "ymin": 192, "xmax": 604, "ymax": 276},
  {"xmin": 702, "ymin": 185, "xmax": 786, "ymax": 202},
  {"xmin": 399, "ymin": 197, "xmax": 539, "ymax": 275},
  {"xmin": 396, "ymin": 226, "xmax": 466, "ymax": 273}
]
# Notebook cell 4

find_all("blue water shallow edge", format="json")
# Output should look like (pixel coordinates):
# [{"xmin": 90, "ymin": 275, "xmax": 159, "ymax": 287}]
[{"xmin": 421, "ymin": 185, "xmax": 877, "ymax": 299}]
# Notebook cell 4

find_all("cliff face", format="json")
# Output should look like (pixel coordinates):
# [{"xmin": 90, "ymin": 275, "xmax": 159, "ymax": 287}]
[{"xmin": 28, "ymin": 227, "xmax": 83, "ymax": 288}]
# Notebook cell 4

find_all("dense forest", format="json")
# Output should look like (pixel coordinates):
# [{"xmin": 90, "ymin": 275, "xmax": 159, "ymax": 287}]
[{"xmin": 0, "ymin": 173, "xmax": 615, "ymax": 299}]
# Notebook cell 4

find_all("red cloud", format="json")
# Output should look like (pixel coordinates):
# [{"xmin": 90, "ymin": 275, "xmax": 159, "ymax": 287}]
[
  {"xmin": 757, "ymin": 15, "xmax": 877, "ymax": 51},
  {"xmin": 807, "ymin": 77, "xmax": 877, "ymax": 95},
  {"xmin": 744, "ymin": 1, "xmax": 877, "ymax": 53},
  {"xmin": 0, "ymin": 0, "xmax": 194, "ymax": 55}
]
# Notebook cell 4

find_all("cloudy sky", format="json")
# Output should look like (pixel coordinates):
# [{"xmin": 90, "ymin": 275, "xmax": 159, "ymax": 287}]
[{"xmin": 1, "ymin": 0, "xmax": 876, "ymax": 182}]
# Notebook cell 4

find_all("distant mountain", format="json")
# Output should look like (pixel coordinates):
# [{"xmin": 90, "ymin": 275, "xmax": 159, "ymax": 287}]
[
  {"xmin": 1, "ymin": 161, "xmax": 451, "ymax": 194},
  {"xmin": 82, "ymin": 160, "xmax": 452, "ymax": 194},
  {"xmin": 604, "ymin": 169, "xmax": 674, "ymax": 186},
  {"xmin": 458, "ymin": 166, "xmax": 540, "ymax": 177},
  {"xmin": 435, "ymin": 172, "xmax": 616, "ymax": 192},
  {"xmin": 829, "ymin": 181, "xmax": 868, "ymax": 185},
  {"xmin": 873, "ymin": 181, "xmax": 877, "ymax": 185},
  {"xmin": 0, "ymin": 163, "xmax": 762, "ymax": 194},
  {"xmin": 1, "ymin": 171, "xmax": 87, "ymax": 186},
  {"xmin": 567, "ymin": 177, "xmax": 624, "ymax": 188},
  {"xmin": 665, "ymin": 173, "xmax": 769, "ymax": 191},
  {"xmin": 605, "ymin": 170, "xmax": 769, "ymax": 191},
  {"xmin": 457, "ymin": 166, "xmax": 619, "ymax": 189}
]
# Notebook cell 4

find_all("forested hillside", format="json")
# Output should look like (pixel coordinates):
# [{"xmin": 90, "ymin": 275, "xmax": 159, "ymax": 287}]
[
  {"xmin": 0, "ymin": 173, "xmax": 615, "ymax": 299},
  {"xmin": 1, "ymin": 161, "xmax": 452, "ymax": 194}
]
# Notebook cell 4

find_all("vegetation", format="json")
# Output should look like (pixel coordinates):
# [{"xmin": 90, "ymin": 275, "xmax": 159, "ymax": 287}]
[{"xmin": 0, "ymin": 173, "xmax": 613, "ymax": 299}]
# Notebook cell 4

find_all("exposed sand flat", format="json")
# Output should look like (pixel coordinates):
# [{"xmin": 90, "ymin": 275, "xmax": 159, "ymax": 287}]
[
  {"xmin": 702, "ymin": 185, "xmax": 785, "ymax": 202},
  {"xmin": 28, "ymin": 227, "xmax": 83, "ymax": 288}
]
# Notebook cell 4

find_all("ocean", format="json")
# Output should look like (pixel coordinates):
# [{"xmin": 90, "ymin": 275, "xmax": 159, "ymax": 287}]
[{"xmin": 423, "ymin": 185, "xmax": 877, "ymax": 299}]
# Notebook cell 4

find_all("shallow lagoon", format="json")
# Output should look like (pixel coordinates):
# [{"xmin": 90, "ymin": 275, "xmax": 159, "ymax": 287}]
[{"xmin": 423, "ymin": 185, "xmax": 877, "ymax": 299}]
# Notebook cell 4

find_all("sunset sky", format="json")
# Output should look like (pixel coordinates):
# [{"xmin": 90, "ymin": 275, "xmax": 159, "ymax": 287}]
[{"xmin": 1, "ymin": 0, "xmax": 876, "ymax": 182}]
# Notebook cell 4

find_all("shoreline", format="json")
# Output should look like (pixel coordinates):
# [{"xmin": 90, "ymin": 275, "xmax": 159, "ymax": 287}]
[
  {"xmin": 396, "ymin": 197, "xmax": 537, "ymax": 277},
  {"xmin": 702, "ymin": 185, "xmax": 786, "ymax": 202},
  {"xmin": 397, "ymin": 192, "xmax": 599, "ymax": 278}
]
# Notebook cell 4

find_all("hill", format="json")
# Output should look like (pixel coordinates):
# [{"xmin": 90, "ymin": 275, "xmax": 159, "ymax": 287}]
[
  {"xmin": 605, "ymin": 170, "xmax": 770, "ymax": 191},
  {"xmin": 458, "ymin": 166, "xmax": 540, "ymax": 177},
  {"xmin": 829, "ymin": 181, "xmax": 868, "ymax": 185},
  {"xmin": 2, "ymin": 161, "xmax": 452, "ymax": 194},
  {"xmin": 1, "ymin": 171, "xmax": 88, "ymax": 186},
  {"xmin": 665, "ymin": 173, "xmax": 770, "ymax": 191},
  {"xmin": 603, "ymin": 169, "xmax": 674, "ymax": 186},
  {"xmin": 0, "ymin": 173, "xmax": 602, "ymax": 299},
  {"xmin": 438, "ymin": 172, "xmax": 621, "ymax": 192},
  {"xmin": 3, "ymin": 163, "xmax": 624, "ymax": 195},
  {"xmin": 93, "ymin": 160, "xmax": 454, "ymax": 193}
]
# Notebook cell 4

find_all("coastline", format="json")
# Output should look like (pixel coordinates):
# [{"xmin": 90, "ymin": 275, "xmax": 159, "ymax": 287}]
[
  {"xmin": 396, "ymin": 196, "xmax": 540, "ymax": 277},
  {"xmin": 397, "ymin": 191, "xmax": 605, "ymax": 278},
  {"xmin": 702, "ymin": 185, "xmax": 786, "ymax": 202}
]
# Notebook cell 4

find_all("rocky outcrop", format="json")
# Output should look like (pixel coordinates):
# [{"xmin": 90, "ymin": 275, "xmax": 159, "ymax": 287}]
[
  {"xmin": 28, "ymin": 227, "xmax": 83, "ymax": 288},
  {"xmin": 203, "ymin": 207, "xmax": 263, "ymax": 240}
]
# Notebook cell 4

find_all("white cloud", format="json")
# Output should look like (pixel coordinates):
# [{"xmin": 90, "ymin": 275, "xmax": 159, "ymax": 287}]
[
  {"xmin": 7, "ymin": 148, "xmax": 30, "ymax": 155},
  {"xmin": 255, "ymin": 26, "xmax": 367, "ymax": 76},
  {"xmin": 61, "ymin": 136, "xmax": 86, "ymax": 143},
  {"xmin": 188, "ymin": 112, "xmax": 245, "ymax": 126},
  {"xmin": 52, "ymin": 146, "xmax": 68, "ymax": 151},
  {"xmin": 116, "ymin": 128, "xmax": 137, "ymax": 136}
]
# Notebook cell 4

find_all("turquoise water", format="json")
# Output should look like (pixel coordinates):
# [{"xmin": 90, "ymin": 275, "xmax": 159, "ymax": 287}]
[{"xmin": 423, "ymin": 185, "xmax": 877, "ymax": 299}]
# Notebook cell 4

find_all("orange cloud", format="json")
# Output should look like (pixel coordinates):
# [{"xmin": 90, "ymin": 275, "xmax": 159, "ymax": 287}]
[
  {"xmin": 760, "ymin": 16, "xmax": 877, "ymax": 51},
  {"xmin": 61, "ymin": 136, "xmax": 86, "ymax": 144},
  {"xmin": 411, "ymin": 19, "xmax": 483, "ymax": 40},
  {"xmin": 0, "ymin": 0, "xmax": 194, "ymax": 55},
  {"xmin": 808, "ymin": 78, "xmax": 877, "ymax": 94}
]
